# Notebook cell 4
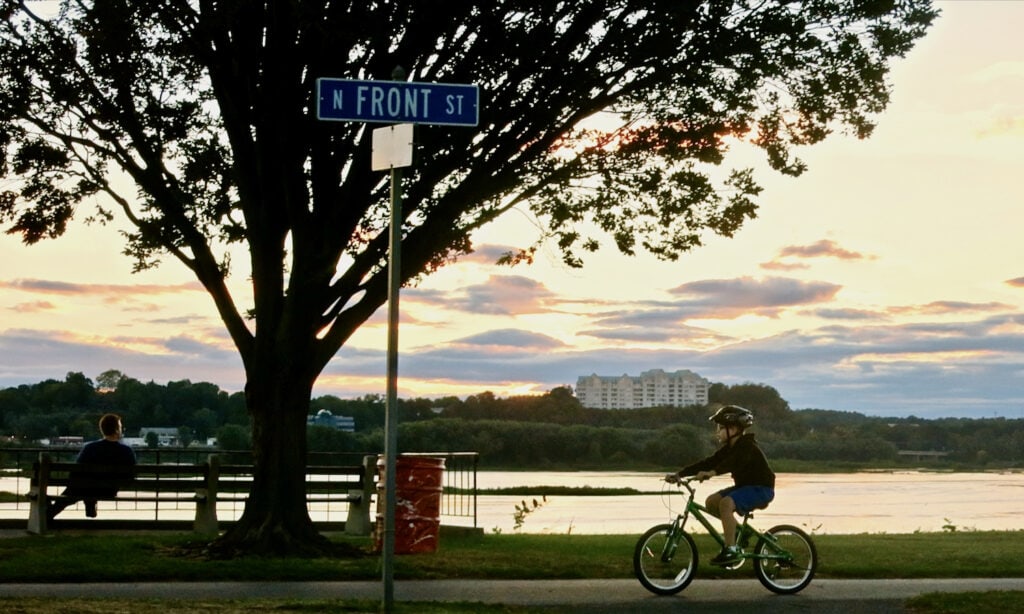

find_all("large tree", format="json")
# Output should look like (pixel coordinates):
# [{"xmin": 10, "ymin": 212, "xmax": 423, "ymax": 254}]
[{"xmin": 0, "ymin": 1, "xmax": 935, "ymax": 554}]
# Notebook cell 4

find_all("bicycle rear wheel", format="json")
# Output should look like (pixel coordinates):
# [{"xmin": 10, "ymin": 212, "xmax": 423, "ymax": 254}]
[
  {"xmin": 753, "ymin": 524, "xmax": 817, "ymax": 594},
  {"xmin": 633, "ymin": 523, "xmax": 698, "ymax": 595}
]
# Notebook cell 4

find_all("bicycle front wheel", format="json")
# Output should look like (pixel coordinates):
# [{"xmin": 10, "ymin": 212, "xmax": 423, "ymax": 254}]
[
  {"xmin": 633, "ymin": 523, "xmax": 698, "ymax": 595},
  {"xmin": 753, "ymin": 524, "xmax": 817, "ymax": 594}
]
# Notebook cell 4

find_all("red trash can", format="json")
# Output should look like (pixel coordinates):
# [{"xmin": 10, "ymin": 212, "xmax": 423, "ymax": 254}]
[{"xmin": 376, "ymin": 455, "xmax": 445, "ymax": 553}]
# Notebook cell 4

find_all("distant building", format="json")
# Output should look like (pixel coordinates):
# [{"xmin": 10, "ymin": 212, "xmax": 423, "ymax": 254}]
[
  {"xmin": 307, "ymin": 409, "xmax": 356, "ymax": 432},
  {"xmin": 139, "ymin": 427, "xmax": 179, "ymax": 447},
  {"xmin": 575, "ymin": 369, "xmax": 710, "ymax": 410},
  {"xmin": 44, "ymin": 436, "xmax": 84, "ymax": 447}
]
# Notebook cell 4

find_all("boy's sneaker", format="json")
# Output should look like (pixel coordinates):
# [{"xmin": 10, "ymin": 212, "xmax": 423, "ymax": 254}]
[{"xmin": 711, "ymin": 545, "xmax": 742, "ymax": 566}]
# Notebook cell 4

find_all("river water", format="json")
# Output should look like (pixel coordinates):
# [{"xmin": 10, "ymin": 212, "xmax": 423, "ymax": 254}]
[
  {"xmin": 4, "ymin": 471, "xmax": 1022, "ymax": 535},
  {"xmin": 469, "ymin": 471, "xmax": 1024, "ymax": 535}
]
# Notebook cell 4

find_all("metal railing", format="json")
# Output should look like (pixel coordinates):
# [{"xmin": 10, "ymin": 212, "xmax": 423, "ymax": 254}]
[
  {"xmin": 402, "ymin": 452, "xmax": 479, "ymax": 528},
  {"xmin": 0, "ymin": 447, "xmax": 478, "ymax": 529}
]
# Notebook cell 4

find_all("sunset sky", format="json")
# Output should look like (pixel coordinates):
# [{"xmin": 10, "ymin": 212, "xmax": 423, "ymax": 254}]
[{"xmin": 2, "ymin": 2, "xmax": 1022, "ymax": 419}]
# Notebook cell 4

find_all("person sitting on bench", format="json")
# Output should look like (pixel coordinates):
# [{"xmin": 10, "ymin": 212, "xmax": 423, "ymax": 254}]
[{"xmin": 48, "ymin": 413, "xmax": 137, "ymax": 520}]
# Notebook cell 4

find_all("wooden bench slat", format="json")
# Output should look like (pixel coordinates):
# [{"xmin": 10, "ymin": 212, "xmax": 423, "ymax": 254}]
[{"xmin": 50, "ymin": 495, "xmax": 207, "ymax": 503}]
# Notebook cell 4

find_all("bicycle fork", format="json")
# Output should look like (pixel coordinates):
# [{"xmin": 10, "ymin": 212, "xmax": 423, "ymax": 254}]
[{"xmin": 659, "ymin": 517, "xmax": 684, "ymax": 562}]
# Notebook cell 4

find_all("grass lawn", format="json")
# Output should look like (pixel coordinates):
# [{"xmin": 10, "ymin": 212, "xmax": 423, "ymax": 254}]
[
  {"xmin": 0, "ymin": 529, "xmax": 1021, "ymax": 612},
  {"xmin": 6, "ymin": 530, "xmax": 1024, "ymax": 582}
]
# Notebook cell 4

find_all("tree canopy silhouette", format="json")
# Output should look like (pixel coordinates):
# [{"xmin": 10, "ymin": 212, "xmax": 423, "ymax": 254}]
[{"xmin": 0, "ymin": 1, "xmax": 936, "ymax": 555}]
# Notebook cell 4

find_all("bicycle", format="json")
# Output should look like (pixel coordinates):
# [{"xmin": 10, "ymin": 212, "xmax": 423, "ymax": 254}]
[{"xmin": 633, "ymin": 476, "xmax": 817, "ymax": 595}]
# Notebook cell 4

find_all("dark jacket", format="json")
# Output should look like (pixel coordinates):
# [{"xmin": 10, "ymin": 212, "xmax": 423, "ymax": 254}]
[
  {"xmin": 679, "ymin": 433, "xmax": 775, "ymax": 489},
  {"xmin": 70, "ymin": 438, "xmax": 137, "ymax": 498}
]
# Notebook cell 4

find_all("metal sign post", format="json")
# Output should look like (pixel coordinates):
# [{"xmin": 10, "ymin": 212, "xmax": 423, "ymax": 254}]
[
  {"xmin": 372, "ymin": 120, "xmax": 414, "ymax": 613},
  {"xmin": 316, "ymin": 66, "xmax": 477, "ymax": 614}
]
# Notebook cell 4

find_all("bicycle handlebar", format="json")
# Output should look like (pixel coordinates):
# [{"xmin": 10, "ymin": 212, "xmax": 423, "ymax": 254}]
[{"xmin": 664, "ymin": 474, "xmax": 706, "ymax": 485}]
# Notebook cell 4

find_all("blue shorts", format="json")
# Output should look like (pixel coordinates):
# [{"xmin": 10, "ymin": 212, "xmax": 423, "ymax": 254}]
[{"xmin": 718, "ymin": 485, "xmax": 775, "ymax": 515}]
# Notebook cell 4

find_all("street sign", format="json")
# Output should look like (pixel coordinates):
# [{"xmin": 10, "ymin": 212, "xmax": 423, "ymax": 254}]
[
  {"xmin": 372, "ymin": 123, "xmax": 414, "ymax": 171},
  {"xmin": 317, "ymin": 78, "xmax": 479, "ymax": 126}
]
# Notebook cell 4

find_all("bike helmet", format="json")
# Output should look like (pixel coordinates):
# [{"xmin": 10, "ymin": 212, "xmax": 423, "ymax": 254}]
[{"xmin": 709, "ymin": 405, "xmax": 754, "ymax": 428}]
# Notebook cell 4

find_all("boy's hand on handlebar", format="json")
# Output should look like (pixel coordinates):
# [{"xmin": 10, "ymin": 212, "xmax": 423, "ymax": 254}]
[
  {"xmin": 695, "ymin": 470, "xmax": 715, "ymax": 482},
  {"xmin": 664, "ymin": 473, "xmax": 679, "ymax": 484}
]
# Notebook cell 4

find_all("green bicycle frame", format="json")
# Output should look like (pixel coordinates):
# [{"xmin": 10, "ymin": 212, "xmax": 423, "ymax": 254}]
[{"xmin": 667, "ymin": 482, "xmax": 793, "ymax": 565}]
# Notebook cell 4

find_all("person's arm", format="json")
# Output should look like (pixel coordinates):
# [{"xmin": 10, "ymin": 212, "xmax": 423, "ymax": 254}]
[{"xmin": 672, "ymin": 447, "xmax": 726, "ymax": 480}]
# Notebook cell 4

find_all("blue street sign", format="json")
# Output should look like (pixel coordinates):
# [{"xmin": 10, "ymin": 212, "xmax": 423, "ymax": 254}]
[{"xmin": 317, "ymin": 78, "xmax": 479, "ymax": 127}]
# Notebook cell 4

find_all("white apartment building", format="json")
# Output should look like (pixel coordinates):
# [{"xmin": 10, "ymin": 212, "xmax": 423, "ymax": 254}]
[{"xmin": 575, "ymin": 369, "xmax": 710, "ymax": 409}]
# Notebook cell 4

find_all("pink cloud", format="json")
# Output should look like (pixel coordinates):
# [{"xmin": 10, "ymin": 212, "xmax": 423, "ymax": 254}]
[
  {"xmin": 888, "ymin": 301, "xmax": 1012, "ymax": 315},
  {"xmin": 777, "ymin": 240, "xmax": 870, "ymax": 260},
  {"xmin": 759, "ymin": 260, "xmax": 809, "ymax": 271},
  {"xmin": 9, "ymin": 300, "xmax": 57, "ymax": 313},
  {"xmin": 0, "ymin": 278, "xmax": 205, "ymax": 296}
]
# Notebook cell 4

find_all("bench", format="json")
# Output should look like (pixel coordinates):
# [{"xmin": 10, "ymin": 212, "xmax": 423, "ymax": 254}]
[{"xmin": 27, "ymin": 453, "xmax": 375, "ymax": 536}]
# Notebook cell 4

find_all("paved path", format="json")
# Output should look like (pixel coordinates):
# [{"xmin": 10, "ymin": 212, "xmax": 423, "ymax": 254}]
[{"xmin": 2, "ymin": 578, "xmax": 1022, "ymax": 612}]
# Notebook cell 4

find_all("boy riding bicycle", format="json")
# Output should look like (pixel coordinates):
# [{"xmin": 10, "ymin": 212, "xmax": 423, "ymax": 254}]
[{"xmin": 667, "ymin": 405, "xmax": 775, "ymax": 566}]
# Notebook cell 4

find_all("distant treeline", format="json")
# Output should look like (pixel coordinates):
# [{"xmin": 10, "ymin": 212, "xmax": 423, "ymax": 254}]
[{"xmin": 1, "ymin": 370, "xmax": 1022, "ymax": 470}]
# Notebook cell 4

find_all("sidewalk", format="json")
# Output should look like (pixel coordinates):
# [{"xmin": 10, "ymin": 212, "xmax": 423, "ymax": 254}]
[{"xmin": 2, "ymin": 578, "xmax": 1023, "ymax": 612}]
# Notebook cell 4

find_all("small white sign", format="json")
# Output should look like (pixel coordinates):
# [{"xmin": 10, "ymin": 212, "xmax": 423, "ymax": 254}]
[{"xmin": 371, "ymin": 123, "xmax": 414, "ymax": 171}]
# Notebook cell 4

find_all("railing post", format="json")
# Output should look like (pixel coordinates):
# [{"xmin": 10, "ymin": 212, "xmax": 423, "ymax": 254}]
[
  {"xmin": 26, "ymin": 452, "xmax": 51, "ymax": 534},
  {"xmin": 473, "ymin": 452, "xmax": 479, "ymax": 529},
  {"xmin": 194, "ymin": 454, "xmax": 219, "ymax": 534}
]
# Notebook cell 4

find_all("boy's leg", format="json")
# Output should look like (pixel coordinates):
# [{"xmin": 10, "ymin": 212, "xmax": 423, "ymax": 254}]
[
  {"xmin": 706, "ymin": 487, "xmax": 743, "ymax": 566},
  {"xmin": 717, "ymin": 496, "xmax": 738, "ymax": 547},
  {"xmin": 704, "ymin": 491, "xmax": 722, "ymax": 515},
  {"xmin": 710, "ymin": 496, "xmax": 742, "ymax": 565},
  {"xmin": 706, "ymin": 489, "xmax": 739, "ymax": 546}
]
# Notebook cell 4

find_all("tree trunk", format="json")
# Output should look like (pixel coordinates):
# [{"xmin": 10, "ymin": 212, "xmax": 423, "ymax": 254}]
[{"xmin": 210, "ymin": 371, "xmax": 336, "ymax": 557}]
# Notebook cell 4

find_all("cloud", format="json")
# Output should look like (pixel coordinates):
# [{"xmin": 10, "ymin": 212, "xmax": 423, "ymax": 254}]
[
  {"xmin": 0, "ymin": 280, "xmax": 89, "ymax": 294},
  {"xmin": 6, "ymin": 306, "xmax": 1024, "ymax": 420},
  {"xmin": 888, "ymin": 301, "xmax": 1013, "ymax": 316},
  {"xmin": 557, "ymin": 276, "xmax": 840, "ymax": 345},
  {"xmin": 8, "ymin": 301, "xmax": 57, "ymax": 313},
  {"xmin": 580, "ymin": 322, "xmax": 734, "ymax": 346},
  {"xmin": 1007, "ymin": 277, "xmax": 1024, "ymax": 288},
  {"xmin": 161, "ymin": 334, "xmax": 237, "ymax": 358},
  {"xmin": 759, "ymin": 261, "xmax": 809, "ymax": 272},
  {"xmin": 0, "ymin": 328, "xmax": 244, "ymax": 390},
  {"xmin": 813, "ymin": 308, "xmax": 888, "ymax": 321},
  {"xmin": 451, "ymin": 329, "xmax": 566, "ymax": 350},
  {"xmin": 761, "ymin": 240, "xmax": 874, "ymax": 270},
  {"xmin": 456, "ymin": 244, "xmax": 524, "ymax": 265},
  {"xmin": 777, "ymin": 240, "xmax": 870, "ymax": 260},
  {"xmin": 438, "ymin": 275, "xmax": 557, "ymax": 315},
  {"xmin": 321, "ymin": 328, "xmax": 570, "ymax": 387},
  {"xmin": 666, "ymin": 276, "xmax": 841, "ymax": 318},
  {"xmin": 145, "ymin": 314, "xmax": 215, "ymax": 326},
  {"xmin": 0, "ymin": 278, "xmax": 205, "ymax": 297},
  {"xmin": 319, "ymin": 310, "xmax": 1024, "ymax": 418}
]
